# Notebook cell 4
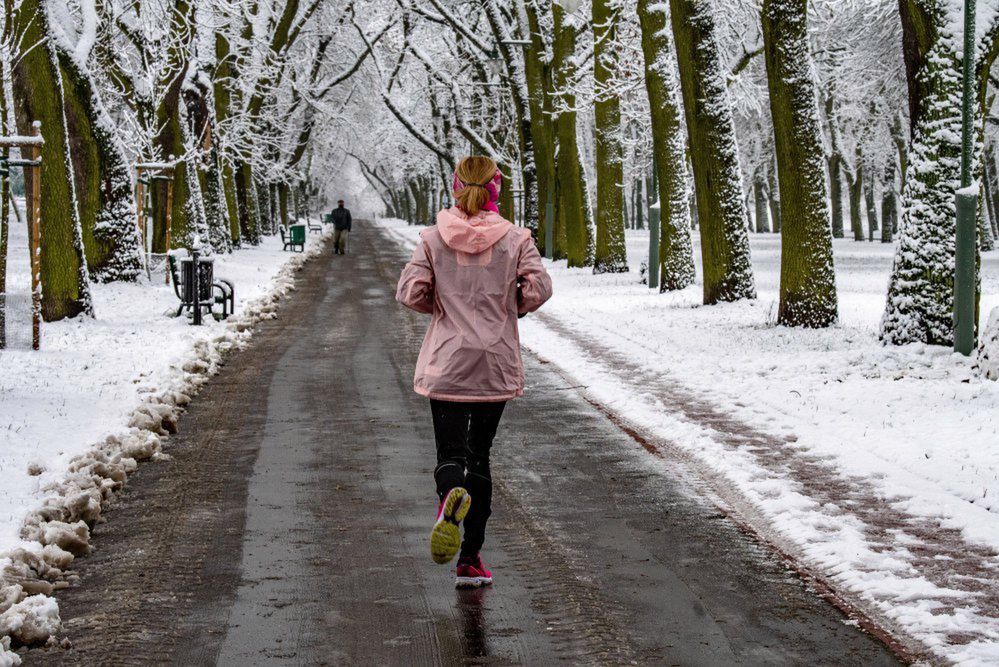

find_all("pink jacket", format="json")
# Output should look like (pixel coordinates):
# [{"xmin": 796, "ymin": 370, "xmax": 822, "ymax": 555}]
[{"xmin": 396, "ymin": 207, "xmax": 553, "ymax": 402}]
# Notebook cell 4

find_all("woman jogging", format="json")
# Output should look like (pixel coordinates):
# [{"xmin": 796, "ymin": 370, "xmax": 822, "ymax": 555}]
[{"xmin": 396, "ymin": 156, "xmax": 552, "ymax": 588}]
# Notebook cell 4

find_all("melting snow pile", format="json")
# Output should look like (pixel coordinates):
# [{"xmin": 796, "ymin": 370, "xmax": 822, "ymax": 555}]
[{"xmin": 0, "ymin": 226, "xmax": 331, "ymax": 660}]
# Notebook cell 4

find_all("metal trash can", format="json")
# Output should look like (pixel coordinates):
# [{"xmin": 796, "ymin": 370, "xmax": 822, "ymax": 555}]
[{"xmin": 180, "ymin": 256, "xmax": 214, "ymax": 304}]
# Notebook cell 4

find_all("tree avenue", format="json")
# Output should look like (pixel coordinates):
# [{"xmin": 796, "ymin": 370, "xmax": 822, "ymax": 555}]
[{"xmin": 0, "ymin": 0, "xmax": 995, "ymax": 352}]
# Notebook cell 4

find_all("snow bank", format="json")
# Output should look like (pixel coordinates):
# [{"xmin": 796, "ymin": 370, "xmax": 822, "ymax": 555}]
[
  {"xmin": 377, "ymin": 217, "xmax": 999, "ymax": 664},
  {"xmin": 977, "ymin": 307, "xmax": 999, "ymax": 381},
  {"xmin": 0, "ymin": 225, "xmax": 331, "ymax": 653}
]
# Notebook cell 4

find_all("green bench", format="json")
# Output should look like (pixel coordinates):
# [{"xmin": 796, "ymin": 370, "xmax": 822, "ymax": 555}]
[{"xmin": 280, "ymin": 224, "xmax": 306, "ymax": 252}]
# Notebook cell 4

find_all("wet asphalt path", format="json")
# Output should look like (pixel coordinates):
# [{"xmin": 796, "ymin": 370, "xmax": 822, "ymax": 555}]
[{"xmin": 27, "ymin": 224, "xmax": 900, "ymax": 665}]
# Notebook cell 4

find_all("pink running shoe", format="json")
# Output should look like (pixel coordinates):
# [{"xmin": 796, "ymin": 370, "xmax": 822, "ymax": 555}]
[
  {"xmin": 455, "ymin": 555, "xmax": 493, "ymax": 588},
  {"xmin": 430, "ymin": 487, "xmax": 471, "ymax": 564}
]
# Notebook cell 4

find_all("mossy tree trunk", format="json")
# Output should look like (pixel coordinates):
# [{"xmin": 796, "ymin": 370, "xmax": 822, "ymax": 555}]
[
  {"xmin": 669, "ymin": 0, "xmax": 755, "ymax": 303},
  {"xmin": 762, "ymin": 0, "xmax": 837, "ymax": 327},
  {"xmin": 11, "ymin": 0, "xmax": 93, "ymax": 320},
  {"xmin": 55, "ymin": 46, "xmax": 142, "ymax": 282},
  {"xmin": 637, "ymin": 0, "xmax": 695, "ymax": 290},
  {"xmin": 214, "ymin": 32, "xmax": 241, "ymax": 247},
  {"xmin": 551, "ymin": 2, "xmax": 594, "ymax": 267},
  {"xmin": 592, "ymin": 0, "xmax": 628, "ymax": 274}
]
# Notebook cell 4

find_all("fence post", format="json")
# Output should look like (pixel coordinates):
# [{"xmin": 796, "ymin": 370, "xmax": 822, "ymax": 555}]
[{"xmin": 29, "ymin": 122, "xmax": 42, "ymax": 350}]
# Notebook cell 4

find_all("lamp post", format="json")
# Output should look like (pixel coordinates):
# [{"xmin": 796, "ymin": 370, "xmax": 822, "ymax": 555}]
[{"xmin": 954, "ymin": 0, "xmax": 977, "ymax": 355}]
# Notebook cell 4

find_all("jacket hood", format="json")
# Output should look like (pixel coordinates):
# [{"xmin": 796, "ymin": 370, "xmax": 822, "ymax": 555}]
[{"xmin": 436, "ymin": 207, "xmax": 513, "ymax": 254}]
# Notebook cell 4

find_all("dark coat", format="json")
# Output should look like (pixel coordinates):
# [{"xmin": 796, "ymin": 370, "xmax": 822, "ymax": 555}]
[{"xmin": 332, "ymin": 207, "xmax": 352, "ymax": 231}]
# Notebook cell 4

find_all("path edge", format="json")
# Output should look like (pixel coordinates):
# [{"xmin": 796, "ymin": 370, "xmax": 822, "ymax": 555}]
[{"xmin": 0, "ymin": 231, "xmax": 333, "ymax": 660}]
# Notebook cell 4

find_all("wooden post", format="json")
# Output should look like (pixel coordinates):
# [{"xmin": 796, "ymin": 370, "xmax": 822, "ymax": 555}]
[
  {"xmin": 135, "ymin": 166, "xmax": 145, "ymax": 262},
  {"xmin": 29, "ymin": 122, "xmax": 42, "ymax": 350}
]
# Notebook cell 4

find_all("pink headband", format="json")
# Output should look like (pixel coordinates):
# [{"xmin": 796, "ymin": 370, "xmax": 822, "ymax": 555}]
[{"xmin": 453, "ymin": 168, "xmax": 502, "ymax": 214}]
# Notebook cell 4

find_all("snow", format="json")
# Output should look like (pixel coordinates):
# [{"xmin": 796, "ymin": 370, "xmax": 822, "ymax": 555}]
[
  {"xmin": 0, "ymin": 220, "xmax": 332, "ymax": 649},
  {"xmin": 377, "ymin": 216, "xmax": 999, "ymax": 664},
  {"xmin": 978, "ymin": 307, "xmax": 999, "ymax": 380},
  {"xmin": 0, "ymin": 595, "xmax": 59, "ymax": 646}
]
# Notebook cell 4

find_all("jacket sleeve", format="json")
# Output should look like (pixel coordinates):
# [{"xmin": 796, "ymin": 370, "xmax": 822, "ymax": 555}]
[
  {"xmin": 516, "ymin": 234, "xmax": 553, "ymax": 315},
  {"xmin": 396, "ymin": 238, "xmax": 435, "ymax": 314},
  {"xmin": 346, "ymin": 210, "xmax": 352, "ymax": 230}
]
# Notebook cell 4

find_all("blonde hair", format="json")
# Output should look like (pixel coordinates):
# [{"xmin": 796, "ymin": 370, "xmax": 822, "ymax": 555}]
[{"xmin": 453, "ymin": 156, "xmax": 497, "ymax": 216}]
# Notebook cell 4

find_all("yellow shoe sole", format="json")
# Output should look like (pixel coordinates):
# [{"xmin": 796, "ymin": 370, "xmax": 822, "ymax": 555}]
[{"xmin": 430, "ymin": 487, "xmax": 471, "ymax": 564}]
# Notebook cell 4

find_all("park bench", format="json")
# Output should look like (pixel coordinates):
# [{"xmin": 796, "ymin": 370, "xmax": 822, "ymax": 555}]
[
  {"xmin": 307, "ymin": 217, "xmax": 322, "ymax": 234},
  {"xmin": 167, "ymin": 251, "xmax": 235, "ymax": 320},
  {"xmin": 280, "ymin": 223, "xmax": 306, "ymax": 252}
]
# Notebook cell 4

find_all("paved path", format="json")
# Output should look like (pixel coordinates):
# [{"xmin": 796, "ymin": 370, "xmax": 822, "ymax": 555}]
[{"xmin": 29, "ymin": 225, "xmax": 899, "ymax": 665}]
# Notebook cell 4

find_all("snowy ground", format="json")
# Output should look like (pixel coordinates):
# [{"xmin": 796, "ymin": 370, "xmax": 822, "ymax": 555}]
[
  {"xmin": 378, "ymin": 217, "xmax": 999, "ymax": 665},
  {"xmin": 0, "ymin": 219, "xmax": 329, "ymax": 660}
]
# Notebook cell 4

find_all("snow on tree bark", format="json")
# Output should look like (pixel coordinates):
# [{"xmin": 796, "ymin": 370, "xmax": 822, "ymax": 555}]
[
  {"xmin": 592, "ymin": 0, "xmax": 628, "ymax": 274},
  {"xmin": 881, "ymin": 0, "xmax": 971, "ymax": 346},
  {"xmin": 669, "ymin": 0, "xmax": 755, "ymax": 304},
  {"xmin": 761, "ymin": 0, "xmax": 837, "ymax": 328},
  {"xmin": 636, "ymin": 0, "xmax": 695, "ymax": 291},
  {"xmin": 11, "ymin": 0, "xmax": 94, "ymax": 320}
]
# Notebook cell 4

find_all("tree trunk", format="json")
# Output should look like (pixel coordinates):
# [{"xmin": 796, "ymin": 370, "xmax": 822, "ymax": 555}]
[
  {"xmin": 256, "ymin": 180, "xmax": 272, "ymax": 235},
  {"xmin": 882, "ymin": 0, "xmax": 970, "ymax": 346},
  {"xmin": 767, "ymin": 157, "xmax": 781, "ymax": 233},
  {"xmin": 987, "ymin": 143, "xmax": 999, "ymax": 241},
  {"xmin": 828, "ymin": 154, "xmax": 844, "ymax": 238},
  {"xmin": 669, "ymin": 0, "xmax": 755, "ymax": 303},
  {"xmin": 762, "ymin": 0, "xmax": 837, "ymax": 327},
  {"xmin": 865, "ymin": 168, "xmax": 879, "ymax": 237},
  {"xmin": 279, "ymin": 182, "xmax": 290, "ymax": 227},
  {"xmin": 154, "ymin": 0, "xmax": 209, "ymax": 251},
  {"xmin": 881, "ymin": 160, "xmax": 896, "ymax": 243},
  {"xmin": 848, "ymin": 158, "xmax": 865, "ymax": 241},
  {"xmin": 637, "ymin": 0, "xmax": 695, "ymax": 290},
  {"xmin": 55, "ymin": 45, "xmax": 142, "ymax": 282},
  {"xmin": 484, "ymin": 0, "xmax": 537, "ymax": 234},
  {"xmin": 753, "ymin": 177, "xmax": 770, "ymax": 233},
  {"xmin": 235, "ymin": 163, "xmax": 260, "ymax": 243},
  {"xmin": 593, "ymin": 0, "xmax": 628, "ymax": 274},
  {"xmin": 215, "ymin": 32, "xmax": 240, "ymax": 247},
  {"xmin": 551, "ymin": 3, "xmax": 594, "ymax": 267},
  {"xmin": 11, "ymin": 0, "xmax": 93, "ymax": 320}
]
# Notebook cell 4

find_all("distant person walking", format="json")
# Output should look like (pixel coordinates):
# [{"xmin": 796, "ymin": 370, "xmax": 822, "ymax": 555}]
[
  {"xmin": 396, "ymin": 156, "xmax": 552, "ymax": 588},
  {"xmin": 331, "ymin": 200, "xmax": 352, "ymax": 254}
]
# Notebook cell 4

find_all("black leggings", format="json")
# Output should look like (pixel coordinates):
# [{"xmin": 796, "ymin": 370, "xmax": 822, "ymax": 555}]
[{"xmin": 430, "ymin": 399, "xmax": 506, "ymax": 558}]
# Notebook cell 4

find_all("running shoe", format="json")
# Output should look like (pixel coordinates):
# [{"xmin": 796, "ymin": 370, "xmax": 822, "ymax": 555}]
[
  {"xmin": 430, "ymin": 487, "xmax": 471, "ymax": 564},
  {"xmin": 455, "ymin": 554, "xmax": 493, "ymax": 588}
]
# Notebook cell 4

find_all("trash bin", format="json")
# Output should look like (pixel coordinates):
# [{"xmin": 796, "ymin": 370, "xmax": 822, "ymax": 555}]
[{"xmin": 180, "ymin": 256, "xmax": 214, "ymax": 304}]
